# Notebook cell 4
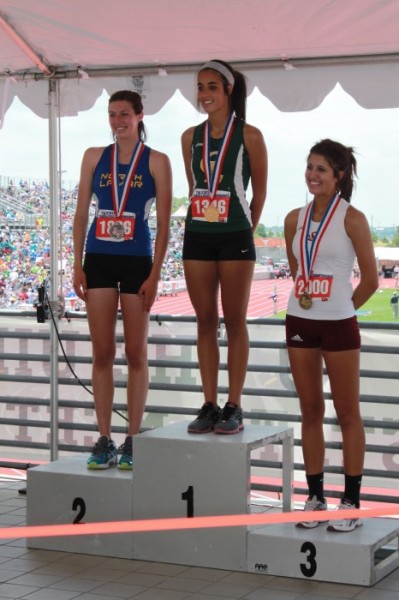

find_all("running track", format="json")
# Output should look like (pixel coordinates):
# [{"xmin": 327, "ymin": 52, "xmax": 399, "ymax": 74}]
[
  {"xmin": 152, "ymin": 277, "xmax": 294, "ymax": 318},
  {"xmin": 152, "ymin": 276, "xmax": 395, "ymax": 318}
]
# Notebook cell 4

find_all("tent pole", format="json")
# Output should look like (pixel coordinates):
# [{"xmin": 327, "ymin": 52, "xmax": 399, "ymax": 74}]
[{"xmin": 48, "ymin": 78, "xmax": 59, "ymax": 461}]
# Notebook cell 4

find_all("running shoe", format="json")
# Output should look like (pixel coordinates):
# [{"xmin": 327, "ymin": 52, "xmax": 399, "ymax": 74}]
[
  {"xmin": 187, "ymin": 402, "xmax": 221, "ymax": 433},
  {"xmin": 327, "ymin": 499, "xmax": 362, "ymax": 532},
  {"xmin": 87, "ymin": 435, "xmax": 117, "ymax": 470},
  {"xmin": 296, "ymin": 495, "xmax": 327, "ymax": 528},
  {"xmin": 214, "ymin": 402, "xmax": 244, "ymax": 434},
  {"xmin": 118, "ymin": 435, "xmax": 133, "ymax": 470}
]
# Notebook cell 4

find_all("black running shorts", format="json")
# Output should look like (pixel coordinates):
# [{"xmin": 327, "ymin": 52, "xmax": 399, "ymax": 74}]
[
  {"xmin": 83, "ymin": 253, "xmax": 153, "ymax": 294},
  {"xmin": 183, "ymin": 228, "xmax": 256, "ymax": 261}
]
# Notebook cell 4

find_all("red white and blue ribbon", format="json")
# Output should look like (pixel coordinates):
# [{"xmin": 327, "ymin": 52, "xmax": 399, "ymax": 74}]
[
  {"xmin": 111, "ymin": 140, "xmax": 145, "ymax": 217},
  {"xmin": 299, "ymin": 193, "xmax": 341, "ymax": 285},
  {"xmin": 202, "ymin": 113, "xmax": 235, "ymax": 199}
]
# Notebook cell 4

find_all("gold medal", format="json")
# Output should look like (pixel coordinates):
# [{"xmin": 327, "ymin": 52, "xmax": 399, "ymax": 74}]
[
  {"xmin": 299, "ymin": 291, "xmax": 312, "ymax": 310},
  {"xmin": 204, "ymin": 205, "xmax": 220, "ymax": 222}
]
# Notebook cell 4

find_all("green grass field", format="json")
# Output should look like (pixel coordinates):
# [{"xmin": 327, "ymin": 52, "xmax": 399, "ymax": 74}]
[
  {"xmin": 355, "ymin": 287, "xmax": 398, "ymax": 322},
  {"xmin": 277, "ymin": 286, "xmax": 399, "ymax": 322}
]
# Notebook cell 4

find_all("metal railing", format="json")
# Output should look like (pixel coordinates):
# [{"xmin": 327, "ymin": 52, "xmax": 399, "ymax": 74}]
[{"xmin": 0, "ymin": 311, "xmax": 398, "ymax": 505}]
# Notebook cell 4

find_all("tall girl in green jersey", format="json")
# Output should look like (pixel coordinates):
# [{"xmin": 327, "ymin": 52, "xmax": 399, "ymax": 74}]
[{"xmin": 182, "ymin": 59, "xmax": 268, "ymax": 434}]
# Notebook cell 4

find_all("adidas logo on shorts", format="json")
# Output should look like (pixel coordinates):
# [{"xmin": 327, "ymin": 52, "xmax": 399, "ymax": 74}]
[{"xmin": 291, "ymin": 334, "xmax": 303, "ymax": 342}]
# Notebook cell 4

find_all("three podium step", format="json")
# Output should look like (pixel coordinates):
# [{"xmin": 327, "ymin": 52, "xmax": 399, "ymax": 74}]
[{"xmin": 27, "ymin": 421, "xmax": 398, "ymax": 586}]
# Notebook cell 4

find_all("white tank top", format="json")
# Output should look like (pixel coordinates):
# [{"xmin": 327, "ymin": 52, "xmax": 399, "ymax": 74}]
[{"xmin": 287, "ymin": 197, "xmax": 356, "ymax": 320}]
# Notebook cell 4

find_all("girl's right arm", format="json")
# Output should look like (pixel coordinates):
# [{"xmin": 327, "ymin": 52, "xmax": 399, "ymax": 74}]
[
  {"xmin": 284, "ymin": 208, "xmax": 300, "ymax": 281},
  {"xmin": 181, "ymin": 127, "xmax": 195, "ymax": 196},
  {"xmin": 72, "ymin": 147, "xmax": 103, "ymax": 300}
]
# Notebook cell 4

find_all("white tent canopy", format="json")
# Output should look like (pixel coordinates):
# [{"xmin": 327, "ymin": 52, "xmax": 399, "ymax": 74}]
[
  {"xmin": 1, "ymin": 0, "xmax": 399, "ymax": 119},
  {"xmin": 2, "ymin": 0, "xmax": 399, "ymax": 459}
]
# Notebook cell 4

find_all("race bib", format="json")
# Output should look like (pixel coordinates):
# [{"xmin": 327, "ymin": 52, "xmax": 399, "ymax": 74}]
[
  {"xmin": 191, "ymin": 189, "xmax": 230, "ymax": 223},
  {"xmin": 95, "ymin": 212, "xmax": 136, "ymax": 242},
  {"xmin": 295, "ymin": 274, "xmax": 333, "ymax": 299}
]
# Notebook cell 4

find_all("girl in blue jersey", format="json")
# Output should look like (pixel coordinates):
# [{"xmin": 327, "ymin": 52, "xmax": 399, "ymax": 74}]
[
  {"xmin": 284, "ymin": 139, "xmax": 378, "ymax": 531},
  {"xmin": 182, "ymin": 60, "xmax": 268, "ymax": 434},
  {"xmin": 73, "ymin": 90, "xmax": 172, "ymax": 470}
]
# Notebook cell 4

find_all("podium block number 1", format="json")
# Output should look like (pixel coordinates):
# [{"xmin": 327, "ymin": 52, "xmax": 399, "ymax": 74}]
[{"xmin": 181, "ymin": 485, "xmax": 194, "ymax": 518}]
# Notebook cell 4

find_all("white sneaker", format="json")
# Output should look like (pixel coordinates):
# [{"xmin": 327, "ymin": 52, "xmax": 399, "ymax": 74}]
[
  {"xmin": 296, "ymin": 495, "xmax": 327, "ymax": 529},
  {"xmin": 327, "ymin": 500, "xmax": 362, "ymax": 532}
]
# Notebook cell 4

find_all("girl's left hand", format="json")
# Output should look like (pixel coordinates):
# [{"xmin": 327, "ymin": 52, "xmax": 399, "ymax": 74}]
[{"xmin": 138, "ymin": 277, "xmax": 158, "ymax": 312}]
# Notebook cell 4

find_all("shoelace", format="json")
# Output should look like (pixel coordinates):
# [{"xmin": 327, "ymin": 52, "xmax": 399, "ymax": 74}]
[
  {"xmin": 91, "ymin": 440, "xmax": 109, "ymax": 455},
  {"xmin": 197, "ymin": 403, "xmax": 216, "ymax": 418},
  {"xmin": 220, "ymin": 404, "xmax": 238, "ymax": 420},
  {"xmin": 119, "ymin": 438, "xmax": 132, "ymax": 455},
  {"xmin": 337, "ymin": 501, "xmax": 355, "ymax": 510},
  {"xmin": 305, "ymin": 497, "xmax": 324, "ymax": 511}
]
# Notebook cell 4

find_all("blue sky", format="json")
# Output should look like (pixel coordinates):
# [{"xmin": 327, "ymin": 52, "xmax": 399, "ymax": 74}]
[{"xmin": 1, "ymin": 84, "xmax": 398, "ymax": 229}]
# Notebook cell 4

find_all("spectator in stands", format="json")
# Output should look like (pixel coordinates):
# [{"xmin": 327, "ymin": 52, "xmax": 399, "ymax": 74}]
[
  {"xmin": 73, "ymin": 90, "xmax": 172, "ymax": 471},
  {"xmin": 181, "ymin": 59, "xmax": 268, "ymax": 434},
  {"xmin": 284, "ymin": 139, "xmax": 378, "ymax": 532},
  {"xmin": 0, "ymin": 180, "xmax": 187, "ymax": 308}
]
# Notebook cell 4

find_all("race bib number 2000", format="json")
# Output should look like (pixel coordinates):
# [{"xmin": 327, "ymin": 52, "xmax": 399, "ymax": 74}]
[{"xmin": 295, "ymin": 274, "xmax": 333, "ymax": 299}]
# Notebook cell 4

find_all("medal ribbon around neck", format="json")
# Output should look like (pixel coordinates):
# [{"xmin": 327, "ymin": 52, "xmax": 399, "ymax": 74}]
[
  {"xmin": 111, "ymin": 140, "xmax": 145, "ymax": 217},
  {"xmin": 203, "ymin": 113, "xmax": 235, "ymax": 199},
  {"xmin": 299, "ymin": 193, "xmax": 341, "ymax": 287}
]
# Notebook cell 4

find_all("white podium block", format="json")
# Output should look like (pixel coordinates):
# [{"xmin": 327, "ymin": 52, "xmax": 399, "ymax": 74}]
[
  {"xmin": 247, "ymin": 516, "xmax": 399, "ymax": 586},
  {"xmin": 27, "ymin": 455, "xmax": 134, "ymax": 558},
  {"xmin": 132, "ymin": 422, "xmax": 293, "ymax": 571}
]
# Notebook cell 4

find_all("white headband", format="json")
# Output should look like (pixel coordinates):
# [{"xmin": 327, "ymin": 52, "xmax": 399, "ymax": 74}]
[{"xmin": 200, "ymin": 61, "xmax": 235, "ymax": 87}]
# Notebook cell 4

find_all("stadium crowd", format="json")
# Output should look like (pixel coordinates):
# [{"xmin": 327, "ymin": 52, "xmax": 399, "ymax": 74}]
[{"xmin": 0, "ymin": 179, "xmax": 185, "ymax": 309}]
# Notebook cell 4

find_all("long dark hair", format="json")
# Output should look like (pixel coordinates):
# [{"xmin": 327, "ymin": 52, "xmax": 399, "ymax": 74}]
[
  {"xmin": 109, "ymin": 90, "xmax": 147, "ymax": 142},
  {"xmin": 309, "ymin": 139, "xmax": 357, "ymax": 201},
  {"xmin": 198, "ymin": 59, "xmax": 247, "ymax": 121}
]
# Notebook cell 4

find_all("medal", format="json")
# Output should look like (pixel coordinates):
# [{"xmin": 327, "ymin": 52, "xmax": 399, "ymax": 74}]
[
  {"xmin": 109, "ymin": 221, "xmax": 125, "ymax": 240},
  {"xmin": 298, "ymin": 291, "xmax": 312, "ymax": 310},
  {"xmin": 191, "ymin": 114, "xmax": 235, "ymax": 223},
  {"xmin": 202, "ymin": 114, "xmax": 235, "ymax": 201},
  {"xmin": 296, "ymin": 193, "xmax": 341, "ymax": 309},
  {"xmin": 204, "ymin": 205, "xmax": 220, "ymax": 222},
  {"xmin": 111, "ymin": 140, "xmax": 144, "ymax": 218}
]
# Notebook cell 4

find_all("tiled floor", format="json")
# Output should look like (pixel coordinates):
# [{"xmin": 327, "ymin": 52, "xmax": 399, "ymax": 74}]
[{"xmin": 0, "ymin": 479, "xmax": 398, "ymax": 600}]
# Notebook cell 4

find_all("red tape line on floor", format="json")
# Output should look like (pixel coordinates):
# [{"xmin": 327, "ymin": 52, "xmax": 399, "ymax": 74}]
[{"xmin": 1, "ymin": 506, "xmax": 398, "ymax": 540}]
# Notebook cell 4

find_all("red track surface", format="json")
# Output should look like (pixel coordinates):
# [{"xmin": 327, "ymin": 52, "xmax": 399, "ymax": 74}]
[
  {"xmin": 152, "ymin": 276, "xmax": 396, "ymax": 318},
  {"xmin": 152, "ymin": 277, "xmax": 294, "ymax": 318}
]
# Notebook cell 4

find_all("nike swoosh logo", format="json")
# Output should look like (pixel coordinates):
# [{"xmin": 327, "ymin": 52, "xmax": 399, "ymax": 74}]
[{"xmin": 241, "ymin": 249, "xmax": 249, "ymax": 253}]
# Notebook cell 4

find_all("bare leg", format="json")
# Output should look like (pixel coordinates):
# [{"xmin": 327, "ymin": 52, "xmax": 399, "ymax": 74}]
[
  {"xmin": 219, "ymin": 260, "xmax": 254, "ymax": 406},
  {"xmin": 183, "ymin": 260, "xmax": 220, "ymax": 404},
  {"xmin": 86, "ymin": 288, "xmax": 119, "ymax": 438},
  {"xmin": 120, "ymin": 293, "xmax": 150, "ymax": 435},
  {"xmin": 323, "ymin": 348, "xmax": 364, "ymax": 475},
  {"xmin": 287, "ymin": 346, "xmax": 325, "ymax": 474}
]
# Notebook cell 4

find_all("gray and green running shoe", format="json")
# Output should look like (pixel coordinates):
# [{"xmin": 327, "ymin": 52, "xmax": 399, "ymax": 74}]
[{"xmin": 87, "ymin": 435, "xmax": 117, "ymax": 470}]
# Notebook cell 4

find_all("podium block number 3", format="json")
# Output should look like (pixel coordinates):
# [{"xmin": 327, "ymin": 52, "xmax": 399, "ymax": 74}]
[{"xmin": 300, "ymin": 541, "xmax": 317, "ymax": 577}]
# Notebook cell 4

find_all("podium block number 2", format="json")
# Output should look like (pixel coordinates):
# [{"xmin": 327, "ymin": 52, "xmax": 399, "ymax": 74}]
[{"xmin": 72, "ymin": 497, "xmax": 86, "ymax": 524}]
